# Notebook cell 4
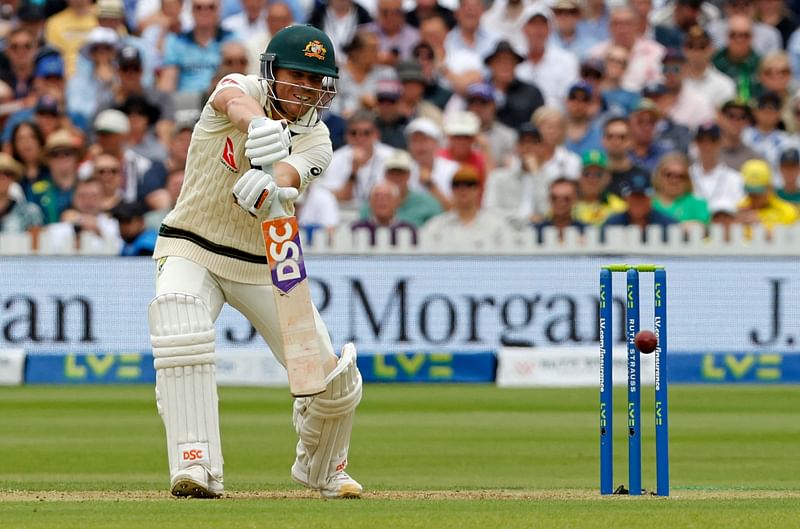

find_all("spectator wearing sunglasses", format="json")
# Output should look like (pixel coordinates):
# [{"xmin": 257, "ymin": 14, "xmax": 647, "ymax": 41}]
[{"xmin": 742, "ymin": 91, "xmax": 799, "ymax": 176}]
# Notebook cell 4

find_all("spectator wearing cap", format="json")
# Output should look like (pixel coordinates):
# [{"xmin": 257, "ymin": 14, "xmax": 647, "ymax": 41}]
[
  {"xmin": 776, "ymin": 147, "xmax": 800, "ymax": 206},
  {"xmin": 516, "ymin": 107, "xmax": 581, "ymax": 221},
  {"xmin": 464, "ymin": 82, "xmax": 516, "ymax": 168},
  {"xmin": 651, "ymin": 151, "xmax": 710, "ymax": 226},
  {"xmin": 351, "ymin": 179, "xmax": 419, "ymax": 245},
  {"xmin": 395, "ymin": 59, "xmax": 445, "ymax": 128},
  {"xmin": 602, "ymin": 115, "xmax": 650, "ymax": 197},
  {"xmin": 374, "ymin": 79, "xmax": 409, "ymax": 149},
  {"xmin": 41, "ymin": 176, "xmax": 121, "ymax": 253},
  {"xmin": 66, "ymin": 27, "xmax": 120, "ymax": 124},
  {"xmin": 602, "ymin": 171, "xmax": 678, "ymax": 239},
  {"xmin": 549, "ymin": 0, "xmax": 598, "ymax": 60},
  {"xmin": 717, "ymin": 98, "xmax": 761, "ymax": 170},
  {"xmin": 420, "ymin": 163, "xmax": 506, "ymax": 245},
  {"xmin": 95, "ymin": 0, "xmax": 157, "ymax": 88},
  {"xmin": 118, "ymin": 95, "xmax": 168, "ymax": 162},
  {"xmin": 574, "ymin": 149, "xmax": 626, "ymax": 226},
  {"xmin": 563, "ymin": 81, "xmax": 603, "ymax": 156},
  {"xmin": 318, "ymin": 110, "xmax": 394, "ymax": 209},
  {"xmin": 330, "ymin": 30, "xmax": 396, "ymax": 118},
  {"xmin": 403, "ymin": 116, "xmax": 459, "ymax": 209},
  {"xmin": 109, "ymin": 200, "xmax": 158, "ymax": 256},
  {"xmin": 659, "ymin": 47, "xmax": 715, "ymax": 130},
  {"xmin": 534, "ymin": 177, "xmax": 586, "ymax": 243},
  {"xmin": 627, "ymin": 98, "xmax": 668, "ymax": 174},
  {"xmin": 8, "ymin": 121, "xmax": 48, "ymax": 200},
  {"xmin": 484, "ymin": 40, "xmax": 544, "ymax": 129},
  {"xmin": 689, "ymin": 122, "xmax": 746, "ymax": 209},
  {"xmin": 0, "ymin": 152, "xmax": 43, "ymax": 233},
  {"xmin": 157, "ymin": 0, "xmax": 235, "ymax": 94},
  {"xmin": 361, "ymin": 0, "xmax": 421, "ymax": 65},
  {"xmin": 515, "ymin": 4, "xmax": 579, "ymax": 108},
  {"xmin": 306, "ymin": 0, "xmax": 373, "ymax": 63},
  {"xmin": 0, "ymin": 27, "xmax": 39, "ymax": 101},
  {"xmin": 682, "ymin": 25, "xmax": 737, "ymax": 109},
  {"xmin": 484, "ymin": 122, "xmax": 541, "ymax": 221},
  {"xmin": 405, "ymin": 0, "xmax": 456, "ymax": 31},
  {"xmin": 637, "ymin": 84, "xmax": 689, "ymax": 157},
  {"xmin": 43, "ymin": 0, "xmax": 98, "ymax": 78},
  {"xmin": 737, "ymin": 158, "xmax": 799, "ymax": 230},
  {"xmin": 438, "ymin": 110, "xmax": 488, "ymax": 197},
  {"xmin": 599, "ymin": 45, "xmax": 641, "ymax": 116},
  {"xmin": 707, "ymin": 0, "xmax": 781, "ymax": 58},
  {"xmin": 29, "ymin": 129, "xmax": 82, "ymax": 224},
  {"xmin": 712, "ymin": 15, "xmax": 762, "ymax": 101},
  {"xmin": 587, "ymin": 5, "xmax": 665, "ymax": 93},
  {"xmin": 359, "ymin": 148, "xmax": 441, "ymax": 227},
  {"xmin": 742, "ymin": 91, "xmax": 799, "ymax": 176},
  {"xmin": 82, "ymin": 109, "xmax": 153, "ymax": 204},
  {"xmin": 221, "ymin": 0, "xmax": 267, "ymax": 43},
  {"xmin": 96, "ymin": 45, "xmax": 176, "ymax": 146}
]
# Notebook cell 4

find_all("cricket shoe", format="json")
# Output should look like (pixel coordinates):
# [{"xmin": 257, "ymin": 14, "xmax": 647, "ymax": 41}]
[
  {"xmin": 170, "ymin": 465, "xmax": 224, "ymax": 499},
  {"xmin": 291, "ymin": 462, "xmax": 363, "ymax": 499}
]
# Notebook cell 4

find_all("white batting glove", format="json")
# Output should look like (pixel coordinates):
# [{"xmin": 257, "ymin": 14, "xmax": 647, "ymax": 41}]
[
  {"xmin": 245, "ymin": 117, "xmax": 292, "ymax": 168},
  {"xmin": 272, "ymin": 186, "xmax": 299, "ymax": 217},
  {"xmin": 232, "ymin": 168, "xmax": 277, "ymax": 219}
]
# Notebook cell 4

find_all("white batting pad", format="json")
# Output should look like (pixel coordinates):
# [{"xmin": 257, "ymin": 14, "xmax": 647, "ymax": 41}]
[
  {"xmin": 149, "ymin": 293, "xmax": 223, "ymax": 485},
  {"xmin": 293, "ymin": 343, "xmax": 362, "ymax": 489}
]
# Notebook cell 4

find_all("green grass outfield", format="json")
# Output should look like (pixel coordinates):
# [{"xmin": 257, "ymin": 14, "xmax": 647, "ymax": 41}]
[{"xmin": 1, "ymin": 384, "xmax": 799, "ymax": 528}]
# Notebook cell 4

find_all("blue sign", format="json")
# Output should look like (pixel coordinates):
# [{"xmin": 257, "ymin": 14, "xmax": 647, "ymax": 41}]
[{"xmin": 26, "ymin": 352, "xmax": 156, "ymax": 384}]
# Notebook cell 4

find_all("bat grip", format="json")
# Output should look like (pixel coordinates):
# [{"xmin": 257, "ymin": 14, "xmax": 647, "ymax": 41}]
[{"xmin": 252, "ymin": 162, "xmax": 290, "ymax": 220}]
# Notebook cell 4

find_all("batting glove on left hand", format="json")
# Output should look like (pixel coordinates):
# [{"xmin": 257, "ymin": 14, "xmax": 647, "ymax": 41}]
[{"xmin": 245, "ymin": 117, "xmax": 292, "ymax": 168}]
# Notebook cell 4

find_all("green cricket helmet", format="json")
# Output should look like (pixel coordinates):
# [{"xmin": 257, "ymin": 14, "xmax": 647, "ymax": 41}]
[{"xmin": 260, "ymin": 24, "xmax": 338, "ymax": 124}]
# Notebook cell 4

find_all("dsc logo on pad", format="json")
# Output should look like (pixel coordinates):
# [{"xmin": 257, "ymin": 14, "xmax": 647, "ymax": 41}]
[{"xmin": 183, "ymin": 449, "xmax": 204, "ymax": 461}]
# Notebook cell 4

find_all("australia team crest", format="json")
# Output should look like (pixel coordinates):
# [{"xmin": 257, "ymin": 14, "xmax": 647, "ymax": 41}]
[{"xmin": 303, "ymin": 40, "xmax": 327, "ymax": 61}]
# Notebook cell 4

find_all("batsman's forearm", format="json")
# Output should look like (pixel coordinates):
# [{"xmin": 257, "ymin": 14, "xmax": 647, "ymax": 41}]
[{"xmin": 216, "ymin": 89, "xmax": 267, "ymax": 132}]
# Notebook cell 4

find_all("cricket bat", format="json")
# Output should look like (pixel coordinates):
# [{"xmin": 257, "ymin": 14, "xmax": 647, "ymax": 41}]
[{"xmin": 261, "ymin": 198, "xmax": 327, "ymax": 397}]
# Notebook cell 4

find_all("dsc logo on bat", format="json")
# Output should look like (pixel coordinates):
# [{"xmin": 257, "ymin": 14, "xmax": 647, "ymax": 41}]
[{"xmin": 262, "ymin": 217, "xmax": 308, "ymax": 293}]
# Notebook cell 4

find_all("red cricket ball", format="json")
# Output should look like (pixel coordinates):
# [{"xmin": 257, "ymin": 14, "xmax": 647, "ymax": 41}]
[{"xmin": 635, "ymin": 330, "xmax": 658, "ymax": 354}]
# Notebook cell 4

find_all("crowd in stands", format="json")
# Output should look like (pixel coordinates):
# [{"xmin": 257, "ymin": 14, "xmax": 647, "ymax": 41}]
[{"xmin": 2, "ymin": 0, "xmax": 800, "ymax": 254}]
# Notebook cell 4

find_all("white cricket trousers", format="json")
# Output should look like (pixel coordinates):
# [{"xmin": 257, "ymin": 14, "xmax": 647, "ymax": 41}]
[{"xmin": 153, "ymin": 255, "xmax": 336, "ymax": 367}]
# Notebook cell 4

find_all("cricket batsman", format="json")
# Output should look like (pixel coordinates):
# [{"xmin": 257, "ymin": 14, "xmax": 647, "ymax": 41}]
[{"xmin": 147, "ymin": 24, "xmax": 363, "ymax": 499}]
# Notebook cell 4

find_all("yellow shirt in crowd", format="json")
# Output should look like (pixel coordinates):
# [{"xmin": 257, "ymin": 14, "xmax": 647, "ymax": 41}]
[
  {"xmin": 44, "ymin": 8, "xmax": 98, "ymax": 77},
  {"xmin": 738, "ymin": 193, "xmax": 800, "ymax": 229}
]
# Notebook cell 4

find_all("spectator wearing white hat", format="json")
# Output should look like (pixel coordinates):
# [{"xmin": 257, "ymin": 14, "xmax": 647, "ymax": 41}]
[
  {"xmin": 66, "ymin": 26, "xmax": 120, "ymax": 124},
  {"xmin": 404, "ymin": 116, "xmax": 458, "ymax": 209},
  {"xmin": 515, "ymin": 4, "xmax": 579, "ymax": 108},
  {"xmin": 438, "ymin": 110, "xmax": 489, "ymax": 200},
  {"xmin": 80, "ymin": 109, "xmax": 153, "ymax": 205}
]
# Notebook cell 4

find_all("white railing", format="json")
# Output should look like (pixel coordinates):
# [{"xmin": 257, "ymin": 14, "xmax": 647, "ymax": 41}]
[{"xmin": 2, "ymin": 224, "xmax": 800, "ymax": 256}]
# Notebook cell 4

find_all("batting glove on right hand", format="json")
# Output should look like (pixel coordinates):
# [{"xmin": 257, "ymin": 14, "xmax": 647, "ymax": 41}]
[
  {"xmin": 245, "ymin": 117, "xmax": 292, "ymax": 168},
  {"xmin": 232, "ymin": 168, "xmax": 278, "ymax": 219}
]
